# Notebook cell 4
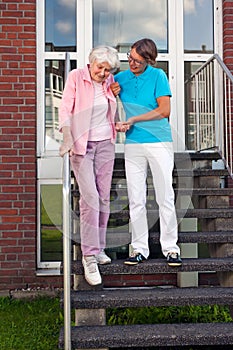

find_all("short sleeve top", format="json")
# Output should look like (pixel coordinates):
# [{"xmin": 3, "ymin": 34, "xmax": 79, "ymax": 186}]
[{"xmin": 114, "ymin": 65, "xmax": 173, "ymax": 143}]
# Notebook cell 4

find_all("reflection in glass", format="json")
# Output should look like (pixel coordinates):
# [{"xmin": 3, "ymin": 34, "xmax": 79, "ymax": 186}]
[
  {"xmin": 184, "ymin": 0, "xmax": 213, "ymax": 53},
  {"xmin": 184, "ymin": 61, "xmax": 215, "ymax": 150},
  {"xmin": 45, "ymin": 60, "xmax": 76, "ymax": 151},
  {"xmin": 93, "ymin": 0, "xmax": 168, "ymax": 53},
  {"xmin": 45, "ymin": 0, "xmax": 76, "ymax": 52},
  {"xmin": 41, "ymin": 184, "xmax": 62, "ymax": 262}
]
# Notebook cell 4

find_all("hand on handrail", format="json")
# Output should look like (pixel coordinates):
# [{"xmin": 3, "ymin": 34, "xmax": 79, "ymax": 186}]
[
  {"xmin": 59, "ymin": 142, "xmax": 74, "ymax": 157},
  {"xmin": 60, "ymin": 126, "xmax": 74, "ymax": 157}
]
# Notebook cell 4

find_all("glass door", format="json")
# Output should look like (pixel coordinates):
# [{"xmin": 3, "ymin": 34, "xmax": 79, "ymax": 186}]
[{"xmin": 91, "ymin": 0, "xmax": 220, "ymax": 151}]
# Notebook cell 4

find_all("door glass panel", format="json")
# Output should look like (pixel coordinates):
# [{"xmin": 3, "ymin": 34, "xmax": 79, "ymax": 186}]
[
  {"xmin": 40, "ymin": 184, "xmax": 62, "ymax": 262},
  {"xmin": 184, "ymin": 61, "xmax": 216, "ymax": 150},
  {"xmin": 45, "ymin": 60, "xmax": 77, "ymax": 151},
  {"xmin": 45, "ymin": 0, "xmax": 76, "ymax": 52},
  {"xmin": 184, "ymin": 0, "xmax": 213, "ymax": 53},
  {"xmin": 93, "ymin": 0, "xmax": 168, "ymax": 53},
  {"xmin": 185, "ymin": 62, "xmax": 203, "ymax": 150}
]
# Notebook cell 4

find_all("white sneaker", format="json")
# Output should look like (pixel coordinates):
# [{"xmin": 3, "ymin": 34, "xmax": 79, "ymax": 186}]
[
  {"xmin": 95, "ymin": 250, "xmax": 111, "ymax": 265},
  {"xmin": 82, "ymin": 256, "xmax": 102, "ymax": 285}
]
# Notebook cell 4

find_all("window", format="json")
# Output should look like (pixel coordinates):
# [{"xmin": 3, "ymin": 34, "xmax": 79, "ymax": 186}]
[
  {"xmin": 184, "ymin": 0, "xmax": 214, "ymax": 53},
  {"xmin": 45, "ymin": 0, "xmax": 76, "ymax": 52},
  {"xmin": 40, "ymin": 184, "xmax": 63, "ymax": 263},
  {"xmin": 93, "ymin": 0, "xmax": 168, "ymax": 52},
  {"xmin": 44, "ymin": 60, "xmax": 77, "ymax": 150}
]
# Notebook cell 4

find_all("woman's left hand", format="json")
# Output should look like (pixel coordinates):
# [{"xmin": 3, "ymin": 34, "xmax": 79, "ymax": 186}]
[{"xmin": 110, "ymin": 82, "xmax": 121, "ymax": 96}]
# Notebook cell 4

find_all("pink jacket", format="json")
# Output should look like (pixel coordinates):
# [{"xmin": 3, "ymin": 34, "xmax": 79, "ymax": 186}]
[{"xmin": 59, "ymin": 65, "xmax": 117, "ymax": 155}]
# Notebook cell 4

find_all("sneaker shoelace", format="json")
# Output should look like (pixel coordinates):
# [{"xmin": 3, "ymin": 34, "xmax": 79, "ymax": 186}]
[
  {"xmin": 85, "ymin": 258, "xmax": 98, "ymax": 273},
  {"xmin": 169, "ymin": 252, "xmax": 178, "ymax": 259},
  {"xmin": 130, "ymin": 251, "xmax": 139, "ymax": 258},
  {"xmin": 98, "ymin": 250, "xmax": 106, "ymax": 257}
]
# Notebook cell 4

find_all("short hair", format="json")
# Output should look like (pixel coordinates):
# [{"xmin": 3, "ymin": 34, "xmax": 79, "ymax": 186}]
[
  {"xmin": 89, "ymin": 46, "xmax": 120, "ymax": 72},
  {"xmin": 131, "ymin": 38, "xmax": 158, "ymax": 66}
]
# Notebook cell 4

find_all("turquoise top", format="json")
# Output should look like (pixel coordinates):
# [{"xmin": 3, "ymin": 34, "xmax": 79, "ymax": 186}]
[{"xmin": 114, "ymin": 65, "xmax": 173, "ymax": 143}]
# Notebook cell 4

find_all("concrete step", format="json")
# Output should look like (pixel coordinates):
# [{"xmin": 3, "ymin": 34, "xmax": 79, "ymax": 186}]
[
  {"xmin": 73, "ymin": 187, "xmax": 233, "ymax": 203},
  {"xmin": 174, "ymin": 151, "xmax": 221, "ymax": 161},
  {"xmin": 70, "ymin": 257, "xmax": 233, "ymax": 275},
  {"xmin": 107, "ymin": 208, "xmax": 233, "ymax": 220},
  {"xmin": 59, "ymin": 322, "xmax": 233, "ymax": 349},
  {"xmin": 114, "ymin": 151, "xmax": 222, "ymax": 163},
  {"xmin": 175, "ymin": 188, "xmax": 233, "ymax": 195},
  {"xmin": 150, "ymin": 230, "xmax": 233, "ymax": 244},
  {"xmin": 72, "ymin": 230, "xmax": 233, "ymax": 249},
  {"xmin": 112, "ymin": 168, "xmax": 229, "ymax": 178},
  {"xmin": 65, "ymin": 286, "xmax": 233, "ymax": 309},
  {"xmin": 109, "ymin": 187, "xmax": 233, "ymax": 195}
]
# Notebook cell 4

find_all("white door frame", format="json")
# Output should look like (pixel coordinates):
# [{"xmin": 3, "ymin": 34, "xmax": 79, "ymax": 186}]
[{"xmin": 36, "ymin": 0, "xmax": 222, "ymax": 270}]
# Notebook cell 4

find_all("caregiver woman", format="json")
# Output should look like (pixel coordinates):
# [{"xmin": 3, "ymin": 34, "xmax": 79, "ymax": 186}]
[{"xmin": 112, "ymin": 38, "xmax": 182, "ymax": 267}]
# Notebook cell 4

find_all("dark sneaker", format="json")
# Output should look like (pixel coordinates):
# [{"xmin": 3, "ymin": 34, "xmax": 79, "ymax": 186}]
[
  {"xmin": 124, "ymin": 251, "xmax": 146, "ymax": 265},
  {"xmin": 167, "ymin": 252, "xmax": 182, "ymax": 267}
]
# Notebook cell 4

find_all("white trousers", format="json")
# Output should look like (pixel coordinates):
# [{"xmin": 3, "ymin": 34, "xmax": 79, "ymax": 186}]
[{"xmin": 125, "ymin": 143, "xmax": 180, "ymax": 258}]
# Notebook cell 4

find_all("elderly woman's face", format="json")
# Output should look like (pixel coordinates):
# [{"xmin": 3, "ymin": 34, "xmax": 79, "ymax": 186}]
[{"xmin": 89, "ymin": 60, "xmax": 112, "ymax": 83}]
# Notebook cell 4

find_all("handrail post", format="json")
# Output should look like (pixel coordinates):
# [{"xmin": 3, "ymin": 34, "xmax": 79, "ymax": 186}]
[
  {"xmin": 195, "ymin": 75, "xmax": 200, "ymax": 150},
  {"xmin": 62, "ymin": 51, "xmax": 72, "ymax": 349},
  {"xmin": 63, "ymin": 152, "xmax": 71, "ymax": 350}
]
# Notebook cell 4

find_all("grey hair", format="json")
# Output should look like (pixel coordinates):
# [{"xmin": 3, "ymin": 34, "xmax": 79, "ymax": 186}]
[{"xmin": 89, "ymin": 45, "xmax": 120, "ymax": 72}]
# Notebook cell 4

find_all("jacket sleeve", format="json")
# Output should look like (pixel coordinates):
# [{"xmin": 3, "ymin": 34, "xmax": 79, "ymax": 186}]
[{"xmin": 59, "ymin": 69, "xmax": 77, "ymax": 131}]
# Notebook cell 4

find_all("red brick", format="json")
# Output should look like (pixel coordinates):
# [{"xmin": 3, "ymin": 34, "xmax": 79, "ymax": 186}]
[
  {"xmin": 0, "ymin": 268, "xmax": 21, "ymax": 276},
  {"xmin": 0, "ymin": 238, "xmax": 17, "ymax": 246},
  {"xmin": 8, "ymin": 4, "xmax": 18, "ymax": 10},
  {"xmin": 0, "ymin": 18, "xmax": 17, "ymax": 25},
  {"xmin": 6, "ymin": 254, "xmax": 17, "ymax": 261},
  {"xmin": 2, "ymin": 25, "xmax": 23, "ymax": 32},
  {"xmin": 3, "ymin": 11, "xmax": 23, "ymax": 17},
  {"xmin": 8, "ymin": 62, "xmax": 19, "ymax": 68}
]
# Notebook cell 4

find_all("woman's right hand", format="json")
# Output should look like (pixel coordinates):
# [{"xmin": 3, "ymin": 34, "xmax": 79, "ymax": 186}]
[
  {"xmin": 110, "ymin": 82, "xmax": 121, "ymax": 96},
  {"xmin": 59, "ymin": 142, "xmax": 74, "ymax": 157},
  {"xmin": 115, "ymin": 122, "xmax": 131, "ymax": 133},
  {"xmin": 59, "ymin": 126, "xmax": 74, "ymax": 157}
]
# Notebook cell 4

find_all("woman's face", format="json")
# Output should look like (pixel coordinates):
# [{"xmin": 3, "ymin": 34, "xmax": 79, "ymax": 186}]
[
  {"xmin": 128, "ymin": 48, "xmax": 147, "ymax": 76},
  {"xmin": 89, "ymin": 60, "xmax": 112, "ymax": 83}
]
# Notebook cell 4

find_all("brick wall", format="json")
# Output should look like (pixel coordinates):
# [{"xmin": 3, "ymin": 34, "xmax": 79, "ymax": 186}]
[
  {"xmin": 223, "ymin": 0, "xmax": 233, "ymax": 207},
  {"xmin": 0, "ymin": 0, "xmax": 61, "ymax": 290},
  {"xmin": 223, "ymin": 1, "xmax": 233, "ymax": 67}
]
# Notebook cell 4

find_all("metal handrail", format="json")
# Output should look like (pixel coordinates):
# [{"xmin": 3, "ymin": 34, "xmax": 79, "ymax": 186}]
[
  {"xmin": 62, "ymin": 152, "xmax": 71, "ymax": 350},
  {"xmin": 62, "ymin": 52, "xmax": 71, "ymax": 350},
  {"xmin": 185, "ymin": 54, "xmax": 233, "ymax": 85},
  {"xmin": 185, "ymin": 54, "xmax": 233, "ymax": 178}
]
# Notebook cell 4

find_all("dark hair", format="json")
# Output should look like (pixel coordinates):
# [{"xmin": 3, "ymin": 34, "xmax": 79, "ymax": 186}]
[{"xmin": 131, "ymin": 38, "xmax": 157, "ymax": 66}]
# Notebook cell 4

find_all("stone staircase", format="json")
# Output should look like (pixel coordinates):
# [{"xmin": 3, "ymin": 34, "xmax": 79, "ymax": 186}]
[{"xmin": 59, "ymin": 152, "xmax": 233, "ymax": 349}]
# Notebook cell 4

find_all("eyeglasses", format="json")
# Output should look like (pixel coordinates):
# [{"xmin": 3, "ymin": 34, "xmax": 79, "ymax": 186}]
[{"xmin": 127, "ymin": 52, "xmax": 145, "ymax": 66}]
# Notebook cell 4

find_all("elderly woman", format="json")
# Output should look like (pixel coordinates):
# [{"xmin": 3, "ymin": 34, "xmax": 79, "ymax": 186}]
[{"xmin": 59, "ymin": 46, "xmax": 120, "ymax": 286}]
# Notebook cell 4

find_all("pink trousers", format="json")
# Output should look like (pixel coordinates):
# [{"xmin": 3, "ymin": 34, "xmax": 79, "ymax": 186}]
[{"xmin": 71, "ymin": 140, "xmax": 115, "ymax": 256}]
